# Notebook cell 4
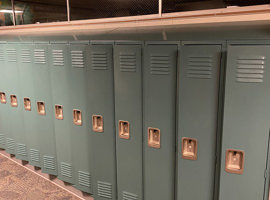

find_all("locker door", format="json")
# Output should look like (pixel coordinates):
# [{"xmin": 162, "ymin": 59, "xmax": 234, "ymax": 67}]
[
  {"xmin": 0, "ymin": 42, "xmax": 8, "ymax": 149},
  {"xmin": 87, "ymin": 42, "xmax": 116, "ymax": 200},
  {"xmin": 219, "ymin": 45, "xmax": 270, "ymax": 200},
  {"xmin": 114, "ymin": 42, "xmax": 143, "ymax": 200},
  {"xmin": 177, "ymin": 44, "xmax": 222, "ymax": 200},
  {"xmin": 49, "ymin": 42, "xmax": 74, "ymax": 184},
  {"xmin": 33, "ymin": 42, "xmax": 57, "ymax": 175},
  {"xmin": 69, "ymin": 41, "xmax": 92, "ymax": 193},
  {"xmin": 4, "ymin": 42, "xmax": 24, "ymax": 156},
  {"xmin": 22, "ymin": 43, "xmax": 41, "ymax": 167},
  {"xmin": 143, "ymin": 43, "xmax": 177, "ymax": 200}
]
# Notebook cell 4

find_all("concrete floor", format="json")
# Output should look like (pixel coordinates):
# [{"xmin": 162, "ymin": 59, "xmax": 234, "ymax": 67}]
[{"xmin": 0, "ymin": 150, "xmax": 93, "ymax": 200}]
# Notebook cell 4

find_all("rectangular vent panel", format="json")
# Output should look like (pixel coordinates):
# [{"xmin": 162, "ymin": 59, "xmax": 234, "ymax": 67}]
[
  {"xmin": 236, "ymin": 56, "xmax": 265, "ymax": 83},
  {"xmin": 123, "ymin": 191, "xmax": 138, "ymax": 200},
  {"xmin": 91, "ymin": 52, "xmax": 108, "ymax": 70},
  {"xmin": 7, "ymin": 49, "xmax": 17, "ymax": 62},
  {"xmin": 119, "ymin": 53, "xmax": 136, "ymax": 72},
  {"xmin": 43, "ymin": 156, "xmax": 56, "ymax": 170},
  {"xmin": 78, "ymin": 171, "xmax": 91, "ymax": 188},
  {"xmin": 30, "ymin": 149, "xmax": 40, "ymax": 163},
  {"xmin": 34, "ymin": 49, "xmax": 46, "ymax": 64},
  {"xmin": 97, "ymin": 181, "xmax": 113, "ymax": 199},
  {"xmin": 52, "ymin": 50, "xmax": 64, "ymax": 66},
  {"xmin": 71, "ymin": 50, "xmax": 84, "ymax": 68},
  {"xmin": 21, "ymin": 49, "xmax": 31, "ymax": 63},
  {"xmin": 17, "ymin": 143, "xmax": 27, "ymax": 156},
  {"xmin": 0, "ymin": 134, "xmax": 5, "ymax": 145},
  {"xmin": 186, "ymin": 56, "xmax": 213, "ymax": 79},
  {"xmin": 61, "ymin": 162, "xmax": 72, "ymax": 178},
  {"xmin": 0, "ymin": 49, "xmax": 4, "ymax": 61},
  {"xmin": 6, "ymin": 138, "xmax": 15, "ymax": 150},
  {"xmin": 150, "ymin": 54, "xmax": 169, "ymax": 75}
]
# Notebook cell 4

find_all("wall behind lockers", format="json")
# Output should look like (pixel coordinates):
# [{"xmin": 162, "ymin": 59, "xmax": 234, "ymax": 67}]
[{"xmin": 0, "ymin": 0, "xmax": 269, "ymax": 26}]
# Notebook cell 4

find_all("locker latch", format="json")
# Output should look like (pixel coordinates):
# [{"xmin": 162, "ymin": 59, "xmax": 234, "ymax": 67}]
[
  {"xmin": 0, "ymin": 92, "xmax": 6, "ymax": 104},
  {"xmin": 55, "ymin": 105, "xmax": 63, "ymax": 120},
  {"xmin": 37, "ymin": 101, "xmax": 46, "ymax": 115},
  {"xmin": 73, "ymin": 109, "xmax": 82, "ymax": 126},
  {"xmin": 10, "ymin": 95, "xmax": 17, "ymax": 107},
  {"xmin": 92, "ymin": 115, "xmax": 103, "ymax": 132},
  {"xmin": 119, "ymin": 120, "xmax": 130, "ymax": 139},
  {"xmin": 24, "ymin": 98, "xmax": 31, "ymax": 111},
  {"xmin": 148, "ymin": 127, "xmax": 160, "ymax": 148},
  {"xmin": 225, "ymin": 149, "xmax": 245, "ymax": 174},
  {"xmin": 182, "ymin": 137, "xmax": 198, "ymax": 160}
]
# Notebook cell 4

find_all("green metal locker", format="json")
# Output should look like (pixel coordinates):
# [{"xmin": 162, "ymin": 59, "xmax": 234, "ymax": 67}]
[
  {"xmin": 49, "ymin": 41, "xmax": 74, "ymax": 184},
  {"xmin": 176, "ymin": 43, "xmax": 222, "ymax": 200},
  {"xmin": 0, "ymin": 41, "xmax": 8, "ymax": 149},
  {"xmin": 20, "ymin": 42, "xmax": 42, "ymax": 167},
  {"xmin": 143, "ymin": 42, "xmax": 177, "ymax": 200},
  {"xmin": 69, "ymin": 41, "xmax": 92, "ymax": 193},
  {"xmin": 4, "ymin": 42, "xmax": 23, "ymax": 156},
  {"xmin": 114, "ymin": 42, "xmax": 143, "ymax": 200},
  {"xmin": 33, "ymin": 41, "xmax": 57, "ymax": 175},
  {"xmin": 87, "ymin": 41, "xmax": 116, "ymax": 199},
  {"xmin": 219, "ymin": 44, "xmax": 270, "ymax": 200}
]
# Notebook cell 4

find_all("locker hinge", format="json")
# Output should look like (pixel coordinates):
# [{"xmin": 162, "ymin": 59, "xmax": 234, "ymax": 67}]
[{"xmin": 264, "ymin": 169, "xmax": 268, "ymax": 179}]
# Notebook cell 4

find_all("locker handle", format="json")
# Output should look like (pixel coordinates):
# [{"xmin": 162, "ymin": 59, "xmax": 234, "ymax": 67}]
[
  {"xmin": 119, "ymin": 120, "xmax": 130, "ymax": 139},
  {"xmin": 92, "ymin": 115, "xmax": 103, "ymax": 132},
  {"xmin": 0, "ymin": 92, "xmax": 6, "ymax": 104},
  {"xmin": 37, "ymin": 101, "xmax": 46, "ymax": 115},
  {"xmin": 73, "ymin": 109, "xmax": 82, "ymax": 126},
  {"xmin": 24, "ymin": 98, "xmax": 31, "ymax": 111},
  {"xmin": 10, "ymin": 95, "xmax": 17, "ymax": 107},
  {"xmin": 182, "ymin": 137, "xmax": 198, "ymax": 160},
  {"xmin": 225, "ymin": 149, "xmax": 245, "ymax": 175},
  {"xmin": 148, "ymin": 127, "xmax": 160, "ymax": 148},
  {"xmin": 55, "ymin": 105, "xmax": 63, "ymax": 120}
]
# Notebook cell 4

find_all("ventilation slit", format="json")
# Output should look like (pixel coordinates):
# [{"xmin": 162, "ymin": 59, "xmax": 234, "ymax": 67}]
[
  {"xmin": 34, "ymin": 49, "xmax": 46, "ymax": 64},
  {"xmin": 78, "ymin": 171, "xmax": 91, "ymax": 188},
  {"xmin": 6, "ymin": 138, "xmax": 15, "ymax": 150},
  {"xmin": 71, "ymin": 50, "xmax": 84, "ymax": 68},
  {"xmin": 91, "ymin": 52, "xmax": 108, "ymax": 70},
  {"xmin": 98, "ymin": 181, "xmax": 113, "ymax": 199},
  {"xmin": 150, "ymin": 54, "xmax": 169, "ymax": 75},
  {"xmin": 29, "ymin": 149, "xmax": 40, "ymax": 163},
  {"xmin": 43, "ymin": 156, "xmax": 56, "ymax": 170},
  {"xmin": 21, "ymin": 49, "xmax": 31, "ymax": 63},
  {"xmin": 52, "ymin": 49, "xmax": 64, "ymax": 66},
  {"xmin": 123, "ymin": 191, "xmax": 138, "ymax": 200},
  {"xmin": 61, "ymin": 162, "xmax": 72, "ymax": 178},
  {"xmin": 17, "ymin": 144, "xmax": 27, "ymax": 156},
  {"xmin": 7, "ymin": 49, "xmax": 17, "ymax": 62},
  {"xmin": 186, "ymin": 56, "xmax": 213, "ymax": 79},
  {"xmin": 120, "ymin": 53, "xmax": 136, "ymax": 72}
]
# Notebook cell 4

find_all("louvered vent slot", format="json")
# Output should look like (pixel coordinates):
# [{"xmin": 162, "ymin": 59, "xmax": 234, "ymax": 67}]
[
  {"xmin": 150, "ymin": 54, "xmax": 169, "ymax": 75},
  {"xmin": 123, "ymin": 191, "xmax": 138, "ymax": 200},
  {"xmin": 98, "ymin": 181, "xmax": 113, "ymax": 199},
  {"xmin": 186, "ymin": 56, "xmax": 213, "ymax": 79},
  {"xmin": 61, "ymin": 162, "xmax": 72, "ymax": 178},
  {"xmin": 6, "ymin": 138, "xmax": 15, "ymax": 150},
  {"xmin": 0, "ymin": 134, "xmax": 5, "ymax": 145},
  {"xmin": 71, "ymin": 50, "xmax": 84, "ymax": 68},
  {"xmin": 78, "ymin": 171, "xmax": 91, "ymax": 188},
  {"xmin": 7, "ymin": 49, "xmax": 17, "ymax": 62},
  {"xmin": 120, "ymin": 53, "xmax": 136, "ymax": 72},
  {"xmin": 43, "ymin": 156, "xmax": 56, "ymax": 170},
  {"xmin": 30, "ymin": 149, "xmax": 40, "ymax": 163},
  {"xmin": 0, "ymin": 49, "xmax": 4, "ymax": 61},
  {"xmin": 236, "ymin": 56, "xmax": 265, "ymax": 83},
  {"xmin": 17, "ymin": 144, "xmax": 27, "ymax": 156},
  {"xmin": 52, "ymin": 49, "xmax": 64, "ymax": 66},
  {"xmin": 21, "ymin": 49, "xmax": 31, "ymax": 63},
  {"xmin": 91, "ymin": 52, "xmax": 108, "ymax": 70},
  {"xmin": 34, "ymin": 49, "xmax": 46, "ymax": 64}
]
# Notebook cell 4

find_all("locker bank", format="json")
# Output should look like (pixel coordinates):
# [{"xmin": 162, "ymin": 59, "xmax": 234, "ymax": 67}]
[{"xmin": 1, "ymin": 2, "xmax": 270, "ymax": 200}]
